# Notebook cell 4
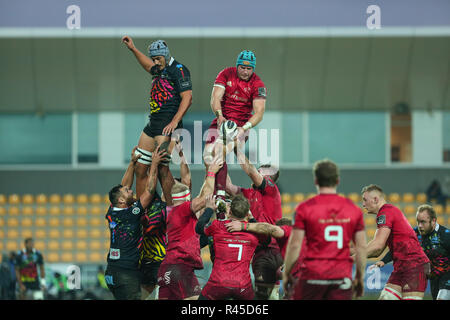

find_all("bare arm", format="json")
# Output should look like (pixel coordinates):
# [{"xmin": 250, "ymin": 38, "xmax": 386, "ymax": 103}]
[
  {"xmin": 191, "ymin": 155, "xmax": 223, "ymax": 213},
  {"xmin": 140, "ymin": 147, "xmax": 166, "ymax": 208},
  {"xmin": 121, "ymin": 147, "xmax": 140, "ymax": 188},
  {"xmin": 246, "ymin": 98, "xmax": 265, "ymax": 128},
  {"xmin": 225, "ymin": 221, "xmax": 285, "ymax": 238},
  {"xmin": 225, "ymin": 174, "xmax": 241, "ymax": 196},
  {"xmin": 283, "ymin": 229, "xmax": 304, "ymax": 279},
  {"xmin": 162, "ymin": 90, "xmax": 193, "ymax": 136},
  {"xmin": 210, "ymin": 85, "xmax": 226, "ymax": 128},
  {"xmin": 235, "ymin": 141, "xmax": 264, "ymax": 187},
  {"xmin": 122, "ymin": 36, "xmax": 155, "ymax": 72},
  {"xmin": 367, "ymin": 227, "xmax": 390, "ymax": 258},
  {"xmin": 353, "ymin": 230, "xmax": 367, "ymax": 298},
  {"xmin": 173, "ymin": 139, "xmax": 191, "ymax": 189}
]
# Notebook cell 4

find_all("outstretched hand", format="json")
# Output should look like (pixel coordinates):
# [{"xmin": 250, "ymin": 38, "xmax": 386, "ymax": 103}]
[
  {"xmin": 131, "ymin": 146, "xmax": 141, "ymax": 165},
  {"xmin": 122, "ymin": 36, "xmax": 135, "ymax": 50},
  {"xmin": 205, "ymin": 194, "xmax": 217, "ymax": 210}
]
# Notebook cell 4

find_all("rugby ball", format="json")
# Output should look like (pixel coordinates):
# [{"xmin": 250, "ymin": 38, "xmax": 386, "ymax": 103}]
[{"xmin": 219, "ymin": 120, "xmax": 238, "ymax": 140}]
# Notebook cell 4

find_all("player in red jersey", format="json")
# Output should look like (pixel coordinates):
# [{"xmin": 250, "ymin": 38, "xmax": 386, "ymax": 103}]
[
  {"xmin": 157, "ymin": 155, "xmax": 223, "ymax": 300},
  {"xmin": 283, "ymin": 159, "xmax": 367, "ymax": 300},
  {"xmin": 196, "ymin": 194, "xmax": 266, "ymax": 300},
  {"xmin": 361, "ymin": 184, "xmax": 430, "ymax": 300},
  {"xmin": 225, "ymin": 218, "xmax": 304, "ymax": 299},
  {"xmin": 203, "ymin": 50, "xmax": 267, "ymax": 208},
  {"xmin": 226, "ymin": 143, "xmax": 283, "ymax": 299}
]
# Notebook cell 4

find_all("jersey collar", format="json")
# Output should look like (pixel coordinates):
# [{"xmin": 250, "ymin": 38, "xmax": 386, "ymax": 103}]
[
  {"xmin": 435, "ymin": 223, "xmax": 440, "ymax": 232},
  {"xmin": 168, "ymin": 57, "xmax": 174, "ymax": 66}
]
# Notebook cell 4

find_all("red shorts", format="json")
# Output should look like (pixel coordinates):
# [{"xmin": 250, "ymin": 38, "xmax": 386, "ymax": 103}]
[
  {"xmin": 292, "ymin": 278, "xmax": 353, "ymax": 300},
  {"xmin": 201, "ymin": 282, "xmax": 254, "ymax": 300},
  {"xmin": 387, "ymin": 263, "xmax": 430, "ymax": 293},
  {"xmin": 205, "ymin": 118, "xmax": 248, "ymax": 144},
  {"xmin": 157, "ymin": 263, "xmax": 201, "ymax": 300}
]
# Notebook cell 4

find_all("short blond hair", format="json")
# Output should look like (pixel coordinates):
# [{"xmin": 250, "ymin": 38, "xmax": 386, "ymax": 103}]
[
  {"xmin": 361, "ymin": 184, "xmax": 384, "ymax": 197},
  {"xmin": 417, "ymin": 204, "xmax": 437, "ymax": 221}
]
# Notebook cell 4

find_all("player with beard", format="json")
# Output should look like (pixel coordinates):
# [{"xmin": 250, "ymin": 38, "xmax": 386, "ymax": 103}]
[{"xmin": 104, "ymin": 146, "xmax": 166, "ymax": 300}]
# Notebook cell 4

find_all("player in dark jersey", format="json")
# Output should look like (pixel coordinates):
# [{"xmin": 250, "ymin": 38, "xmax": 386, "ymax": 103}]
[
  {"xmin": 362, "ymin": 184, "xmax": 430, "ymax": 300},
  {"xmin": 204, "ymin": 50, "xmax": 267, "ymax": 211},
  {"xmin": 105, "ymin": 146, "xmax": 166, "ymax": 300},
  {"xmin": 122, "ymin": 36, "xmax": 192, "ymax": 201},
  {"xmin": 283, "ymin": 159, "xmax": 367, "ymax": 300},
  {"xmin": 15, "ymin": 238, "xmax": 46, "ymax": 300},
  {"xmin": 374, "ymin": 204, "xmax": 450, "ymax": 300},
  {"xmin": 196, "ymin": 194, "xmax": 266, "ymax": 300},
  {"xmin": 226, "ymin": 141, "xmax": 283, "ymax": 299},
  {"xmin": 157, "ymin": 155, "xmax": 223, "ymax": 300}
]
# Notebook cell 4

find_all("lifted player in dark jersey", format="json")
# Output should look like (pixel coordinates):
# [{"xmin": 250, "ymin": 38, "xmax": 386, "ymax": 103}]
[
  {"xmin": 374, "ymin": 204, "xmax": 450, "ymax": 300},
  {"xmin": 105, "ymin": 146, "xmax": 166, "ymax": 300},
  {"xmin": 122, "ymin": 36, "xmax": 192, "ymax": 203}
]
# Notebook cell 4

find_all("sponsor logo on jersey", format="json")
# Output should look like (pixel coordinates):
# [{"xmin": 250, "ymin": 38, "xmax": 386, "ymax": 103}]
[
  {"xmin": 132, "ymin": 207, "xmax": 141, "ymax": 215},
  {"xmin": 258, "ymin": 87, "xmax": 267, "ymax": 97},
  {"xmin": 377, "ymin": 215, "xmax": 386, "ymax": 225}
]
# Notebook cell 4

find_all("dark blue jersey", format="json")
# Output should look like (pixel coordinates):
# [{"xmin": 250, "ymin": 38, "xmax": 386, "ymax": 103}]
[
  {"xmin": 15, "ymin": 249, "xmax": 43, "ymax": 288},
  {"xmin": 105, "ymin": 200, "xmax": 145, "ymax": 270}
]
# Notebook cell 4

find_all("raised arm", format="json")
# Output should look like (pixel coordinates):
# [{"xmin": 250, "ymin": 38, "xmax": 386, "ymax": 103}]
[
  {"xmin": 191, "ymin": 155, "xmax": 223, "ymax": 213},
  {"xmin": 122, "ymin": 36, "xmax": 155, "ymax": 72},
  {"xmin": 234, "ymin": 140, "xmax": 264, "ymax": 187},
  {"xmin": 139, "ymin": 147, "xmax": 166, "ymax": 209},
  {"xmin": 173, "ymin": 138, "xmax": 192, "ymax": 189},
  {"xmin": 121, "ymin": 146, "xmax": 141, "ymax": 188}
]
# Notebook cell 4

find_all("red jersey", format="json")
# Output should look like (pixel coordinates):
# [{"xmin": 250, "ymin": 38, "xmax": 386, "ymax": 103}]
[
  {"xmin": 376, "ymin": 204, "xmax": 430, "ymax": 272},
  {"xmin": 204, "ymin": 219, "xmax": 262, "ymax": 288},
  {"xmin": 162, "ymin": 201, "xmax": 203, "ymax": 269},
  {"xmin": 241, "ymin": 177, "xmax": 282, "ymax": 250},
  {"xmin": 211, "ymin": 67, "xmax": 267, "ymax": 126},
  {"xmin": 294, "ymin": 194, "xmax": 365, "ymax": 280}
]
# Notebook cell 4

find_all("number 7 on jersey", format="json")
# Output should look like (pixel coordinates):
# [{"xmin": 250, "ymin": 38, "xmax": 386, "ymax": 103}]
[{"xmin": 228, "ymin": 244, "xmax": 243, "ymax": 261}]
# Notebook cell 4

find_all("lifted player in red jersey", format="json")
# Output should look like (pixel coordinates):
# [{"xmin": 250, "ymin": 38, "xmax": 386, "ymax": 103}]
[
  {"xmin": 283, "ymin": 159, "xmax": 367, "ymax": 300},
  {"xmin": 156, "ymin": 155, "xmax": 223, "ymax": 300},
  {"xmin": 203, "ymin": 50, "xmax": 267, "ymax": 208},
  {"xmin": 195, "ymin": 194, "xmax": 266, "ymax": 300},
  {"xmin": 362, "ymin": 184, "xmax": 430, "ymax": 300}
]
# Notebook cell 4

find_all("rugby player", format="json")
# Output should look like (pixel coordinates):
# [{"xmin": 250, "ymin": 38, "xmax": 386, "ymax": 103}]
[
  {"xmin": 362, "ymin": 184, "xmax": 430, "ymax": 300},
  {"xmin": 122, "ymin": 36, "xmax": 192, "ymax": 201},
  {"xmin": 283, "ymin": 159, "xmax": 367, "ymax": 300}
]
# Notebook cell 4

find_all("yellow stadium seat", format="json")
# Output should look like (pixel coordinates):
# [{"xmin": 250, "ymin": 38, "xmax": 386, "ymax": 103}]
[
  {"xmin": 76, "ymin": 206, "xmax": 88, "ymax": 215},
  {"xmin": 76, "ymin": 241, "xmax": 88, "ymax": 250},
  {"xmin": 61, "ymin": 252, "xmax": 74, "ymax": 263},
  {"xmin": 7, "ymin": 218, "xmax": 19, "ymax": 228},
  {"xmin": 348, "ymin": 193, "xmax": 360, "ymax": 203},
  {"xmin": 90, "ymin": 194, "xmax": 102, "ymax": 205},
  {"xmin": 49, "ymin": 206, "xmax": 61, "ymax": 216},
  {"xmin": 91, "ymin": 206, "xmax": 102, "ymax": 215},
  {"xmin": 35, "ymin": 229, "xmax": 46, "ymax": 239},
  {"xmin": 63, "ymin": 206, "xmax": 75, "ymax": 216},
  {"xmin": 49, "ymin": 229, "xmax": 61, "ymax": 239},
  {"xmin": 49, "ymin": 194, "xmax": 62, "ymax": 204},
  {"xmin": 63, "ymin": 194, "xmax": 75, "ymax": 205},
  {"xmin": 36, "ymin": 206, "xmax": 47, "ymax": 216},
  {"xmin": 90, "ymin": 229, "xmax": 102, "ymax": 239},
  {"xmin": 0, "ymin": 242, "xmax": 3, "ymax": 251},
  {"xmin": 75, "ymin": 252, "xmax": 88, "ymax": 263},
  {"xmin": 402, "ymin": 193, "xmax": 415, "ymax": 203},
  {"xmin": 8, "ymin": 206, "xmax": 19, "ymax": 216},
  {"xmin": 77, "ymin": 218, "xmax": 88, "ymax": 227},
  {"xmin": 34, "ymin": 218, "xmax": 47, "ymax": 227},
  {"xmin": 7, "ymin": 229, "xmax": 19, "ymax": 239},
  {"xmin": 90, "ymin": 241, "xmax": 102, "ymax": 250},
  {"xmin": 34, "ymin": 241, "xmax": 46, "ymax": 251},
  {"xmin": 89, "ymin": 252, "xmax": 103, "ymax": 263},
  {"xmin": 21, "ymin": 229, "xmax": 33, "ymax": 238},
  {"xmin": 76, "ymin": 194, "xmax": 88, "ymax": 205},
  {"xmin": 0, "ymin": 218, "xmax": 4, "ymax": 227},
  {"xmin": 49, "ymin": 218, "xmax": 60, "ymax": 227},
  {"xmin": 416, "ymin": 193, "xmax": 427, "ymax": 203},
  {"xmin": 293, "ymin": 193, "xmax": 305, "ymax": 203},
  {"xmin": 281, "ymin": 193, "xmax": 292, "ymax": 203},
  {"xmin": 434, "ymin": 204, "xmax": 444, "ymax": 215},
  {"xmin": 103, "ymin": 229, "xmax": 110, "ymax": 238},
  {"xmin": 63, "ymin": 230, "xmax": 74, "ymax": 240},
  {"xmin": 407, "ymin": 216, "xmax": 417, "ymax": 227},
  {"xmin": 22, "ymin": 194, "xmax": 34, "ymax": 205},
  {"xmin": 62, "ymin": 241, "xmax": 73, "ymax": 250},
  {"xmin": 48, "ymin": 241, "xmax": 60, "ymax": 250},
  {"xmin": 22, "ymin": 206, "xmax": 34, "ymax": 216},
  {"xmin": 47, "ymin": 252, "xmax": 60, "ymax": 263},
  {"xmin": 21, "ymin": 218, "xmax": 33, "ymax": 228},
  {"xmin": 366, "ymin": 228, "xmax": 376, "ymax": 239},
  {"xmin": 0, "ymin": 230, "xmax": 4, "ymax": 238},
  {"xmin": 403, "ymin": 205, "xmax": 416, "ymax": 215},
  {"xmin": 0, "ymin": 207, "xmax": 5, "ymax": 216},
  {"xmin": 446, "ymin": 205, "xmax": 450, "ymax": 215},
  {"xmin": 388, "ymin": 193, "xmax": 400, "ymax": 203},
  {"xmin": 364, "ymin": 217, "xmax": 376, "ymax": 227},
  {"xmin": 63, "ymin": 218, "xmax": 74, "ymax": 227},
  {"xmin": 306, "ymin": 193, "xmax": 316, "ymax": 200},
  {"xmin": 89, "ymin": 217, "xmax": 102, "ymax": 227},
  {"xmin": 76, "ymin": 229, "xmax": 88, "ymax": 239},
  {"xmin": 103, "ymin": 240, "xmax": 110, "ymax": 249},
  {"xmin": 0, "ymin": 194, "xmax": 6, "ymax": 205},
  {"xmin": 282, "ymin": 204, "xmax": 293, "ymax": 216},
  {"xmin": 8, "ymin": 194, "xmax": 20, "ymax": 205},
  {"xmin": 35, "ymin": 194, "xmax": 48, "ymax": 205},
  {"xmin": 103, "ymin": 194, "xmax": 110, "ymax": 204},
  {"xmin": 6, "ymin": 241, "xmax": 19, "ymax": 251}
]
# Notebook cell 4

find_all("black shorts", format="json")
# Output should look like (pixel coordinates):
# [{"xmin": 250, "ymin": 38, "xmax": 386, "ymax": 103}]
[
  {"xmin": 430, "ymin": 272, "xmax": 450, "ymax": 300},
  {"xmin": 143, "ymin": 114, "xmax": 183, "ymax": 138},
  {"xmin": 139, "ymin": 260, "xmax": 162, "ymax": 286},
  {"xmin": 105, "ymin": 265, "xmax": 141, "ymax": 300}
]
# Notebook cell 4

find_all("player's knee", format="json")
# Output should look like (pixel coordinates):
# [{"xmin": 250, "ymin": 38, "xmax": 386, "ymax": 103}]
[
  {"xmin": 379, "ymin": 287, "xmax": 402, "ymax": 300},
  {"xmin": 135, "ymin": 148, "xmax": 152, "ymax": 169}
]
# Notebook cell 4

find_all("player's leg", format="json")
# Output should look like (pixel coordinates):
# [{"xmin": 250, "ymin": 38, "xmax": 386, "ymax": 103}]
[
  {"xmin": 153, "ymin": 135, "xmax": 176, "ymax": 204},
  {"xmin": 436, "ymin": 273, "xmax": 450, "ymax": 300},
  {"xmin": 401, "ymin": 263, "xmax": 429, "ymax": 300},
  {"xmin": 135, "ymin": 128, "xmax": 157, "ymax": 198},
  {"xmin": 379, "ymin": 283, "xmax": 403, "ymax": 300}
]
